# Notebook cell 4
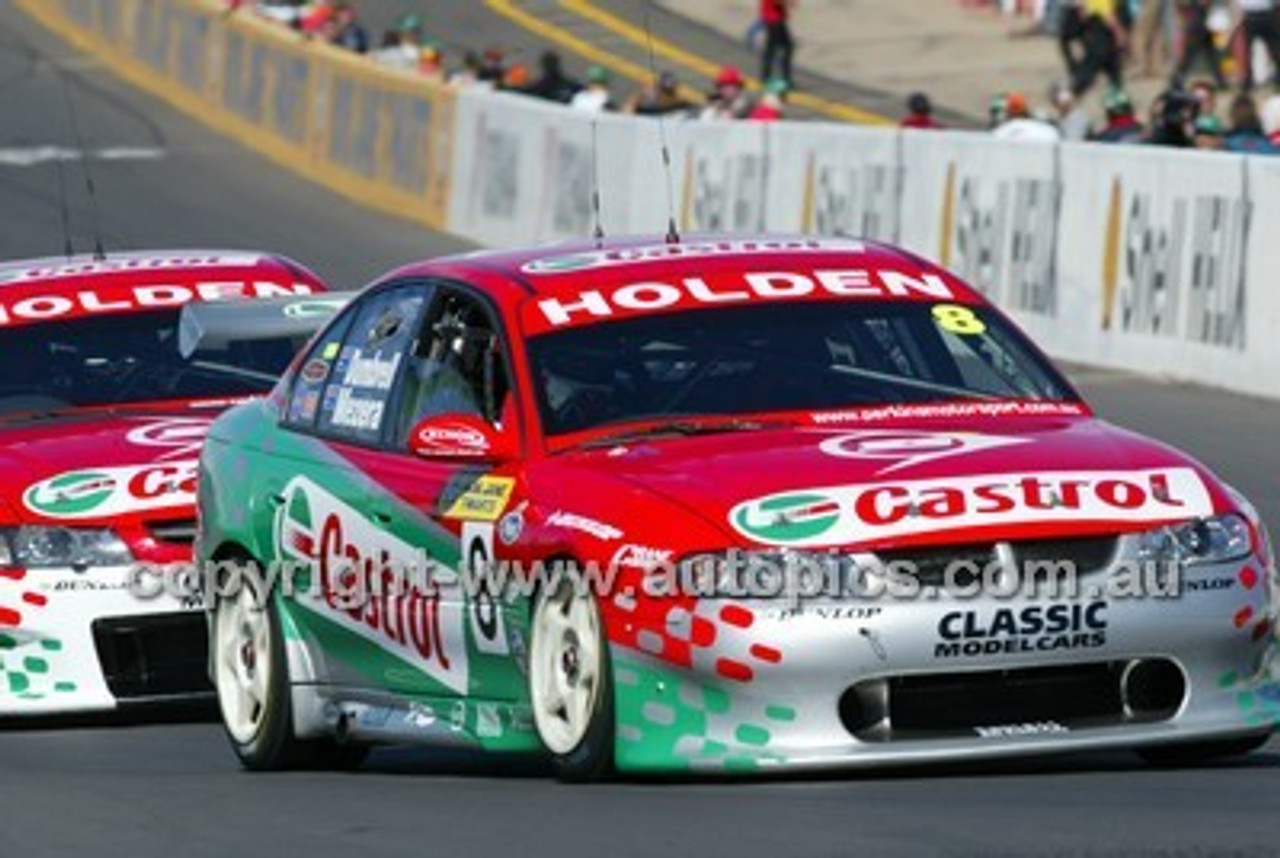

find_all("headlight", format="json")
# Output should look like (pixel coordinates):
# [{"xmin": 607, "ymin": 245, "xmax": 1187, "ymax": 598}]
[
  {"xmin": 0, "ymin": 526, "xmax": 133, "ymax": 570},
  {"xmin": 1137, "ymin": 515, "xmax": 1252, "ymax": 567}
]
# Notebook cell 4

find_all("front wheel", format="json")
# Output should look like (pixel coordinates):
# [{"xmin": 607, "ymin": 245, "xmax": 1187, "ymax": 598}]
[
  {"xmin": 213, "ymin": 557, "xmax": 366, "ymax": 771},
  {"xmin": 529, "ymin": 566, "xmax": 614, "ymax": 782}
]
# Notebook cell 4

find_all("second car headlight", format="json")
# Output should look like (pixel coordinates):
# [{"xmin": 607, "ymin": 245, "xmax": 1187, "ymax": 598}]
[
  {"xmin": 1, "ymin": 526, "xmax": 133, "ymax": 570},
  {"xmin": 1138, "ymin": 514, "xmax": 1252, "ymax": 567}
]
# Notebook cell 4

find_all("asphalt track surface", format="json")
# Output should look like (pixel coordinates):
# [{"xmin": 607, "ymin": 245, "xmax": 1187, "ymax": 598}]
[{"xmin": 2, "ymin": 5, "xmax": 1280, "ymax": 857}]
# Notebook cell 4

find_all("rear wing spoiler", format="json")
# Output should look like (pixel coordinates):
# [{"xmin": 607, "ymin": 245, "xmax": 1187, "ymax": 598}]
[{"xmin": 178, "ymin": 293, "xmax": 355, "ymax": 358}]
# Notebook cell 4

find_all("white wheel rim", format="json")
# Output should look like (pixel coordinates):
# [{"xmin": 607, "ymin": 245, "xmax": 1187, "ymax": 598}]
[
  {"xmin": 530, "ymin": 580, "xmax": 603, "ymax": 755},
  {"xmin": 215, "ymin": 582, "xmax": 273, "ymax": 745}
]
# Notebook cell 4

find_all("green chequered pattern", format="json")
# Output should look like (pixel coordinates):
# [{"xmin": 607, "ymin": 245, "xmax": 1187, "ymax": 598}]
[
  {"xmin": 1219, "ymin": 631, "xmax": 1280, "ymax": 728},
  {"xmin": 0, "ymin": 633, "xmax": 75, "ymax": 699},
  {"xmin": 613, "ymin": 650, "xmax": 795, "ymax": 771}
]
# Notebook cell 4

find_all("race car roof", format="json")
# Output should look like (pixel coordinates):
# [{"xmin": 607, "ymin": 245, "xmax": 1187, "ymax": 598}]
[{"xmin": 0, "ymin": 249, "xmax": 326, "ymax": 329}]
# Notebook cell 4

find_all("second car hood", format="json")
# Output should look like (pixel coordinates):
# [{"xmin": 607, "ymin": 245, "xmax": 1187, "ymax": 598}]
[
  {"xmin": 0, "ymin": 406, "xmax": 213, "ymax": 526},
  {"xmin": 559, "ymin": 416, "xmax": 1231, "ymax": 549}
]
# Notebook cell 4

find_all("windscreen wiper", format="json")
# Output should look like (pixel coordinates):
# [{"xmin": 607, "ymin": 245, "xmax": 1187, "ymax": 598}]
[{"xmin": 577, "ymin": 417, "xmax": 788, "ymax": 450}]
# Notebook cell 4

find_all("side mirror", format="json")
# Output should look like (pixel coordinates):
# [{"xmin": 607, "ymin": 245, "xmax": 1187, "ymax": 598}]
[{"xmin": 408, "ymin": 413, "xmax": 517, "ymax": 461}]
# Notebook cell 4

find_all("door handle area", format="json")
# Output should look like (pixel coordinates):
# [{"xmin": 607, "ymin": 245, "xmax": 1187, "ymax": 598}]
[
  {"xmin": 268, "ymin": 493, "xmax": 286, "ymax": 507},
  {"xmin": 372, "ymin": 510, "xmax": 393, "ymax": 525}
]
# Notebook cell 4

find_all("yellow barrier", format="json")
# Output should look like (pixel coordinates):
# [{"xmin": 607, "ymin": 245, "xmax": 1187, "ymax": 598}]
[{"xmin": 19, "ymin": 0, "xmax": 455, "ymax": 231}]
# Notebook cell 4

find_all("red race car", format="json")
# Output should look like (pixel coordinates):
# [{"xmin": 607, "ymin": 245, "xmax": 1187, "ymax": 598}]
[
  {"xmin": 196, "ymin": 236, "xmax": 1277, "ymax": 778},
  {"xmin": 0, "ymin": 250, "xmax": 340, "ymax": 715}
]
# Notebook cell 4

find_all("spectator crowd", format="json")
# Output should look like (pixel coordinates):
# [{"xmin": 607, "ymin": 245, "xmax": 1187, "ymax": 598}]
[
  {"xmin": 231, "ymin": 0, "xmax": 799, "ymax": 123},
  {"xmin": 230, "ymin": 0, "xmax": 1280, "ymax": 152},
  {"xmin": 936, "ymin": 0, "xmax": 1280, "ymax": 151}
]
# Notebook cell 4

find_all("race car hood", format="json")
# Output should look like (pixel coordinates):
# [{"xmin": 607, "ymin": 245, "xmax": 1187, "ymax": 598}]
[
  {"xmin": 561, "ymin": 415, "xmax": 1234, "ymax": 550},
  {"xmin": 0, "ymin": 405, "xmax": 212, "ymax": 528}
]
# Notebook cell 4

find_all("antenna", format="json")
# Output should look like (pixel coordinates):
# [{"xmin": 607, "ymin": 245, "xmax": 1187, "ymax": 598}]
[
  {"xmin": 58, "ymin": 70, "xmax": 106, "ymax": 260},
  {"xmin": 590, "ymin": 120, "xmax": 604, "ymax": 247},
  {"xmin": 53, "ymin": 155, "xmax": 75, "ymax": 259},
  {"xmin": 642, "ymin": 7, "xmax": 680, "ymax": 245}
]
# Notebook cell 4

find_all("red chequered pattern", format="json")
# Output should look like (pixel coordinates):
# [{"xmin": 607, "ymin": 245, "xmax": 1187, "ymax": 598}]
[
  {"xmin": 750, "ymin": 643, "xmax": 782, "ymax": 664},
  {"xmin": 0, "ymin": 568, "xmax": 26, "ymax": 581},
  {"xmin": 715, "ymin": 658, "xmax": 754, "ymax": 683},
  {"xmin": 21, "ymin": 592, "xmax": 46, "ymax": 607},
  {"xmin": 1234, "ymin": 606, "xmax": 1255, "ymax": 629},
  {"xmin": 603, "ymin": 567, "xmax": 785, "ymax": 687},
  {"xmin": 719, "ymin": 605, "xmax": 754, "ymax": 629},
  {"xmin": 0, "ymin": 607, "xmax": 21, "ymax": 627},
  {"xmin": 1252, "ymin": 619, "xmax": 1272, "ymax": 643},
  {"xmin": 603, "ymin": 568, "xmax": 698, "ymax": 669},
  {"xmin": 690, "ymin": 617, "xmax": 717, "ymax": 648},
  {"xmin": 1240, "ymin": 567, "xmax": 1259, "ymax": 590}
]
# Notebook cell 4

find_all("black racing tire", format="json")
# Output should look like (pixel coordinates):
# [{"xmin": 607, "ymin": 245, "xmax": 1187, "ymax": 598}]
[
  {"xmin": 528, "ymin": 564, "xmax": 615, "ymax": 782},
  {"xmin": 1136, "ymin": 730, "xmax": 1272, "ymax": 768}
]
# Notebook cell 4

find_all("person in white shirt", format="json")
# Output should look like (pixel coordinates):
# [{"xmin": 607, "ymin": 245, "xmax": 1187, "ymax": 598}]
[
  {"xmin": 991, "ymin": 92, "xmax": 1063, "ymax": 142},
  {"xmin": 570, "ymin": 67, "xmax": 615, "ymax": 113}
]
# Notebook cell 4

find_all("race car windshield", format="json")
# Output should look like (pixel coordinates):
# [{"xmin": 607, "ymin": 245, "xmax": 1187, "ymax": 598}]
[
  {"xmin": 0, "ymin": 309, "xmax": 308, "ymax": 415},
  {"xmin": 528, "ymin": 301, "xmax": 1080, "ymax": 436}
]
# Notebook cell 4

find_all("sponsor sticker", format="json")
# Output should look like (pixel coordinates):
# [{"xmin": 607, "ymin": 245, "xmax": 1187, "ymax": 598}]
[
  {"xmin": 275, "ymin": 476, "xmax": 467, "ymax": 693},
  {"xmin": 0, "ymin": 280, "xmax": 314, "ymax": 328},
  {"xmin": 818, "ymin": 429, "xmax": 1026, "ymax": 474},
  {"xmin": 609, "ymin": 544, "xmax": 674, "ymax": 571},
  {"xmin": 974, "ymin": 721, "xmax": 1069, "ymax": 738},
  {"xmin": 533, "ymin": 268, "xmax": 956, "ymax": 329},
  {"xmin": 730, "ymin": 468, "xmax": 1214, "ymax": 547},
  {"xmin": 546, "ymin": 511, "xmax": 623, "ymax": 541},
  {"xmin": 444, "ymin": 476, "xmax": 515, "ymax": 522},
  {"xmin": 283, "ymin": 298, "xmax": 347, "ymax": 319},
  {"xmin": 0, "ymin": 253, "xmax": 264, "ymax": 285},
  {"xmin": 24, "ymin": 461, "xmax": 198, "ymax": 520},
  {"xmin": 935, "ymin": 603, "xmax": 1108, "ymax": 659},
  {"xmin": 415, "ymin": 422, "xmax": 490, "ymax": 458},
  {"xmin": 300, "ymin": 359, "xmax": 330, "ymax": 385},
  {"xmin": 808, "ymin": 401, "xmax": 1089, "ymax": 425},
  {"xmin": 126, "ymin": 418, "xmax": 212, "ymax": 461},
  {"xmin": 520, "ymin": 238, "xmax": 865, "ymax": 274},
  {"xmin": 498, "ymin": 507, "xmax": 524, "ymax": 545}
]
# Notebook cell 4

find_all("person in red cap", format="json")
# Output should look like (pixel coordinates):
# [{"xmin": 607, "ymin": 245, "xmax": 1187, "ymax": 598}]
[
  {"xmin": 760, "ymin": 0, "xmax": 795, "ymax": 87},
  {"xmin": 701, "ymin": 66, "xmax": 755, "ymax": 120},
  {"xmin": 900, "ymin": 92, "xmax": 942, "ymax": 129}
]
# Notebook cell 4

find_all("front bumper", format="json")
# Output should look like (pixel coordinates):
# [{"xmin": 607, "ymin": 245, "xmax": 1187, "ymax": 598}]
[
  {"xmin": 0, "ymin": 564, "xmax": 210, "ymax": 715},
  {"xmin": 611, "ymin": 547, "xmax": 1279, "ymax": 772}
]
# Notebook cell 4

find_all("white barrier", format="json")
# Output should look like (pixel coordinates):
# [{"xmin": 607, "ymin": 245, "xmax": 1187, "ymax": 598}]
[
  {"xmin": 449, "ymin": 92, "xmax": 674, "ymax": 245},
  {"xmin": 446, "ymin": 95, "xmax": 1278, "ymax": 400},
  {"xmin": 29, "ymin": 0, "xmax": 1273, "ymax": 398}
]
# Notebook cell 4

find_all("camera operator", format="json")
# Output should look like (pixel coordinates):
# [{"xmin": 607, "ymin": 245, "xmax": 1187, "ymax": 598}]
[{"xmin": 1147, "ymin": 87, "xmax": 1201, "ymax": 147}]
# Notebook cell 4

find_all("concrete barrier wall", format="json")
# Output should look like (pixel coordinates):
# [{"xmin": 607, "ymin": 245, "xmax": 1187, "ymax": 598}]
[
  {"xmin": 23, "ymin": 0, "xmax": 455, "ymax": 231},
  {"xmin": 24, "ymin": 0, "xmax": 1280, "ymax": 400}
]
